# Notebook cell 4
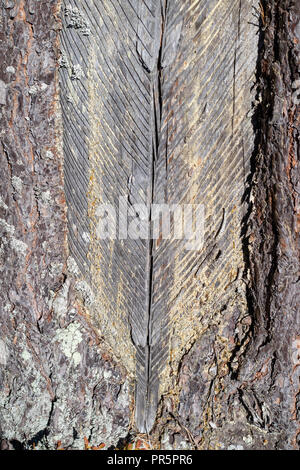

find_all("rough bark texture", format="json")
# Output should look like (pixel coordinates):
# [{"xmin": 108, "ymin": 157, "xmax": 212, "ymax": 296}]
[
  {"xmin": 154, "ymin": 0, "xmax": 300, "ymax": 450},
  {"xmin": 0, "ymin": 1, "xmax": 129, "ymax": 450},
  {"xmin": 0, "ymin": 0, "xmax": 299, "ymax": 450}
]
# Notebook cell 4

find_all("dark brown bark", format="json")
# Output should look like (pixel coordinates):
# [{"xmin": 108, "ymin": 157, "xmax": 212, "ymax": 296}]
[
  {"xmin": 0, "ymin": 1, "xmax": 129, "ymax": 450},
  {"xmin": 155, "ymin": 0, "xmax": 300, "ymax": 450}
]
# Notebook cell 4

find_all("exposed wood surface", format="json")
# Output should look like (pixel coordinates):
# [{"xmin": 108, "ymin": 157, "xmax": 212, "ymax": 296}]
[{"xmin": 60, "ymin": 0, "xmax": 259, "ymax": 432}]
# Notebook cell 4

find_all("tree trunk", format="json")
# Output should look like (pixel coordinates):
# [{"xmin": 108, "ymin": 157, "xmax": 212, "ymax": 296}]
[{"xmin": 0, "ymin": 0, "xmax": 299, "ymax": 450}]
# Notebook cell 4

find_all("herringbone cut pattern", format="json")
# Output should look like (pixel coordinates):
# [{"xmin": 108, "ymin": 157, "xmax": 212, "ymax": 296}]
[{"xmin": 60, "ymin": 0, "xmax": 258, "ymax": 432}]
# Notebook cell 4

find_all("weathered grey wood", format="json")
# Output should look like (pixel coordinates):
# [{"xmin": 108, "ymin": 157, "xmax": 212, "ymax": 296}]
[{"xmin": 60, "ymin": 0, "xmax": 259, "ymax": 433}]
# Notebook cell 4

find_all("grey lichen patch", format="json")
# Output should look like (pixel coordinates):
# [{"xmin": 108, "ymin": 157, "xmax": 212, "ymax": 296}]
[
  {"xmin": 0, "ymin": 80, "xmax": 6, "ymax": 105},
  {"xmin": 28, "ymin": 83, "xmax": 48, "ymax": 96},
  {"xmin": 67, "ymin": 256, "xmax": 80, "ymax": 277},
  {"xmin": 0, "ymin": 223, "xmax": 28, "ymax": 259},
  {"xmin": 28, "ymin": 85, "xmax": 39, "ymax": 96},
  {"xmin": 0, "ymin": 339, "xmax": 8, "ymax": 365},
  {"xmin": 0, "ymin": 195, "xmax": 8, "ymax": 210},
  {"xmin": 21, "ymin": 348, "xmax": 32, "ymax": 363},
  {"xmin": 33, "ymin": 187, "xmax": 53, "ymax": 211},
  {"xmin": 46, "ymin": 373, "xmax": 130, "ymax": 450},
  {"xmin": 65, "ymin": 5, "xmax": 91, "ymax": 36},
  {"xmin": 11, "ymin": 176, "xmax": 22, "ymax": 195},
  {"xmin": 0, "ymin": 327, "xmax": 52, "ymax": 443},
  {"xmin": 49, "ymin": 262, "xmax": 64, "ymax": 278},
  {"xmin": 74, "ymin": 280, "xmax": 94, "ymax": 307},
  {"xmin": 40, "ymin": 190, "xmax": 52, "ymax": 205},
  {"xmin": 243, "ymin": 434, "xmax": 254, "ymax": 446},
  {"xmin": 0, "ymin": 219, "xmax": 15, "ymax": 235},
  {"xmin": 75, "ymin": 378, "xmax": 130, "ymax": 450},
  {"xmin": 292, "ymin": 79, "xmax": 300, "ymax": 105},
  {"xmin": 6, "ymin": 66, "xmax": 15, "ymax": 74},
  {"xmin": 0, "ymin": 383, "xmax": 52, "ymax": 443},
  {"xmin": 10, "ymin": 237, "xmax": 28, "ymax": 256},
  {"xmin": 40, "ymin": 149, "xmax": 54, "ymax": 160},
  {"xmin": 52, "ymin": 278, "xmax": 70, "ymax": 319},
  {"xmin": 54, "ymin": 322, "xmax": 83, "ymax": 367}
]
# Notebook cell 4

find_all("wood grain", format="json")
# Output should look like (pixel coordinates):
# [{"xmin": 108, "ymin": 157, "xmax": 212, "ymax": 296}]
[{"xmin": 60, "ymin": 0, "xmax": 259, "ymax": 432}]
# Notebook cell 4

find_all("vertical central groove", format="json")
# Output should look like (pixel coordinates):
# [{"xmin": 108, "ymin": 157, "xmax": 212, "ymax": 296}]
[{"xmin": 138, "ymin": 0, "xmax": 168, "ymax": 433}]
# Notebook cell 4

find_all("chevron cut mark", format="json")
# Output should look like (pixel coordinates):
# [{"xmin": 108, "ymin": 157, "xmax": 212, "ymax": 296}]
[{"xmin": 60, "ymin": 0, "xmax": 259, "ymax": 432}]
